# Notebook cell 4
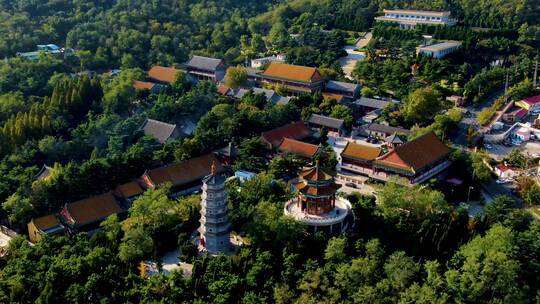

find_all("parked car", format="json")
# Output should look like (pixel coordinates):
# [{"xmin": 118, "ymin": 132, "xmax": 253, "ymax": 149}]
[
  {"xmin": 496, "ymin": 179, "xmax": 511, "ymax": 184},
  {"xmin": 484, "ymin": 143, "xmax": 493, "ymax": 150},
  {"xmin": 345, "ymin": 182, "xmax": 357, "ymax": 188}
]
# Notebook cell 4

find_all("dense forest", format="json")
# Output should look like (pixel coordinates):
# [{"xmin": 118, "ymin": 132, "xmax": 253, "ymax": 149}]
[{"xmin": 0, "ymin": 0, "xmax": 538, "ymax": 303}]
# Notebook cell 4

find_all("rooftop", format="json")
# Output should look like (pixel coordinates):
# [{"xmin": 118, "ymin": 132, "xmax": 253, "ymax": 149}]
[
  {"xmin": 278, "ymin": 138, "xmax": 320, "ymax": 158},
  {"xmin": 63, "ymin": 192, "xmax": 122, "ymax": 226},
  {"xmin": 382, "ymin": 9, "xmax": 451, "ymax": 17},
  {"xmin": 355, "ymin": 97, "xmax": 399, "ymax": 110},
  {"xmin": 262, "ymin": 62, "xmax": 324, "ymax": 84},
  {"xmin": 185, "ymin": 55, "xmax": 224, "ymax": 72},
  {"xmin": 115, "ymin": 181, "xmax": 144, "ymax": 199},
  {"xmin": 133, "ymin": 80, "xmax": 157, "ymax": 90},
  {"xmin": 261, "ymin": 122, "xmax": 311, "ymax": 148},
  {"xmin": 308, "ymin": 114, "xmax": 345, "ymax": 130},
  {"xmin": 374, "ymin": 132, "xmax": 449, "ymax": 173},
  {"xmin": 341, "ymin": 142, "xmax": 382, "ymax": 161},
  {"xmin": 325, "ymin": 80, "xmax": 360, "ymax": 93},
  {"xmin": 32, "ymin": 214, "xmax": 63, "ymax": 232},
  {"xmin": 522, "ymin": 94, "xmax": 540, "ymax": 105},
  {"xmin": 148, "ymin": 66, "xmax": 181, "ymax": 83},
  {"xmin": 140, "ymin": 119, "xmax": 178, "ymax": 144},
  {"xmin": 364, "ymin": 123, "xmax": 411, "ymax": 135},
  {"xmin": 143, "ymin": 153, "xmax": 224, "ymax": 188},
  {"xmin": 418, "ymin": 41, "xmax": 462, "ymax": 52}
]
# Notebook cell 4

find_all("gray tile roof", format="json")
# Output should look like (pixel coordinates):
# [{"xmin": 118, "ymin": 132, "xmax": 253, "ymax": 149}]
[
  {"xmin": 186, "ymin": 55, "xmax": 224, "ymax": 72},
  {"xmin": 140, "ymin": 119, "xmax": 180, "ymax": 144},
  {"xmin": 355, "ymin": 97, "xmax": 399, "ymax": 110},
  {"xmin": 308, "ymin": 114, "xmax": 344, "ymax": 129},
  {"xmin": 232, "ymin": 88, "xmax": 278, "ymax": 101},
  {"xmin": 364, "ymin": 123, "xmax": 410, "ymax": 135},
  {"xmin": 326, "ymin": 80, "xmax": 360, "ymax": 93}
]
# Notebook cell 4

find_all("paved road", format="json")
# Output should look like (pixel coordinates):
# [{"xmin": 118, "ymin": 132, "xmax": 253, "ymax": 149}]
[
  {"xmin": 453, "ymin": 89, "xmax": 505, "ymax": 146},
  {"xmin": 339, "ymin": 32, "xmax": 371, "ymax": 79}
]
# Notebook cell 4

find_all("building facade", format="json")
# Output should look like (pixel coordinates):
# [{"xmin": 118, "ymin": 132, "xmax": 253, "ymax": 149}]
[
  {"xmin": 198, "ymin": 165, "xmax": 231, "ymax": 254},
  {"xmin": 416, "ymin": 41, "xmax": 462, "ymax": 59},
  {"xmin": 285, "ymin": 162, "xmax": 353, "ymax": 234},
  {"xmin": 375, "ymin": 9, "xmax": 457, "ymax": 29},
  {"xmin": 340, "ymin": 132, "xmax": 450, "ymax": 184}
]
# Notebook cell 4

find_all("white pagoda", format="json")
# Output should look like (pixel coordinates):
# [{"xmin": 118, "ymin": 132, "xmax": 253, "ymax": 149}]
[{"xmin": 198, "ymin": 163, "xmax": 231, "ymax": 254}]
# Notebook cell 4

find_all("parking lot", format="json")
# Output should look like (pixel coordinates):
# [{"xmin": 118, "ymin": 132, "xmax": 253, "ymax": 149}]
[{"xmin": 487, "ymin": 141, "xmax": 540, "ymax": 161}]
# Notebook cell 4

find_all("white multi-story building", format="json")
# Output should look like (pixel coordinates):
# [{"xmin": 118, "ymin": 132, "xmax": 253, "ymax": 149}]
[
  {"xmin": 375, "ymin": 9, "xmax": 457, "ymax": 29},
  {"xmin": 416, "ymin": 41, "xmax": 462, "ymax": 59}
]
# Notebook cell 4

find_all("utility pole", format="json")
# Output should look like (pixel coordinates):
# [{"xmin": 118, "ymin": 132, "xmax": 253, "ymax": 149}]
[{"xmin": 504, "ymin": 73, "xmax": 509, "ymax": 95}]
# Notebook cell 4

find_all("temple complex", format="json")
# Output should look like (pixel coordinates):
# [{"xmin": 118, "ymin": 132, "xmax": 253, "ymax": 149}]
[
  {"xmin": 285, "ymin": 161, "xmax": 353, "ymax": 233},
  {"xmin": 198, "ymin": 163, "xmax": 231, "ymax": 254}
]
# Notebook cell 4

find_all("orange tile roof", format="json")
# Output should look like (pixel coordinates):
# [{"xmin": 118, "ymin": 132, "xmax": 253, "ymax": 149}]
[
  {"xmin": 32, "ymin": 214, "xmax": 61, "ymax": 231},
  {"xmin": 375, "ymin": 132, "xmax": 449, "ymax": 173},
  {"xmin": 115, "ymin": 181, "xmax": 144, "ymax": 198},
  {"xmin": 278, "ymin": 138, "xmax": 320, "ymax": 158},
  {"xmin": 261, "ymin": 122, "xmax": 311, "ymax": 148},
  {"xmin": 299, "ymin": 163, "xmax": 335, "ymax": 182},
  {"xmin": 133, "ymin": 80, "xmax": 157, "ymax": 90},
  {"xmin": 322, "ymin": 93, "xmax": 345, "ymax": 102},
  {"xmin": 144, "ymin": 154, "xmax": 224, "ymax": 188},
  {"xmin": 64, "ymin": 192, "xmax": 122, "ymax": 226},
  {"xmin": 295, "ymin": 180, "xmax": 341, "ymax": 196},
  {"xmin": 341, "ymin": 142, "xmax": 382, "ymax": 161},
  {"xmin": 148, "ymin": 66, "xmax": 180, "ymax": 83},
  {"xmin": 217, "ymin": 84, "xmax": 231, "ymax": 95},
  {"xmin": 262, "ymin": 62, "xmax": 323, "ymax": 83}
]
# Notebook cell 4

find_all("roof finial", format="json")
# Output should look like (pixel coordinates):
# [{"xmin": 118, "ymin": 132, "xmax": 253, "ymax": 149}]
[{"xmin": 211, "ymin": 161, "xmax": 216, "ymax": 175}]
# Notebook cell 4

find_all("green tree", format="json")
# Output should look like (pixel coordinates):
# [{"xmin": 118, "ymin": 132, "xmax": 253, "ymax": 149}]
[
  {"xmin": 404, "ymin": 87, "xmax": 443, "ymax": 125},
  {"xmin": 224, "ymin": 66, "xmax": 247, "ymax": 88}
]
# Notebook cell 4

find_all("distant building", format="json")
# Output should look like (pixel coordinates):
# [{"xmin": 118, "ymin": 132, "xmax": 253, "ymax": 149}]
[
  {"xmin": 27, "ymin": 214, "xmax": 66, "ymax": 243},
  {"xmin": 198, "ymin": 164, "xmax": 231, "ymax": 254},
  {"xmin": 324, "ymin": 80, "xmax": 360, "ymax": 100},
  {"xmin": 278, "ymin": 138, "xmax": 322, "ymax": 160},
  {"xmin": 502, "ymin": 107, "xmax": 528, "ymax": 124},
  {"xmin": 284, "ymin": 161, "xmax": 353, "ymax": 233},
  {"xmin": 234, "ymin": 170, "xmax": 256, "ymax": 183},
  {"xmin": 375, "ymin": 9, "xmax": 457, "ymax": 29},
  {"xmin": 228, "ymin": 87, "xmax": 287, "ymax": 104},
  {"xmin": 373, "ymin": 132, "xmax": 450, "ymax": 183},
  {"xmin": 260, "ymin": 122, "xmax": 311, "ymax": 148},
  {"xmin": 133, "ymin": 81, "xmax": 162, "ymax": 94},
  {"xmin": 516, "ymin": 94, "xmax": 540, "ymax": 113},
  {"xmin": 417, "ymin": 41, "xmax": 462, "ymax": 59},
  {"xmin": 183, "ymin": 55, "xmax": 226, "ymax": 82},
  {"xmin": 361, "ymin": 123, "xmax": 411, "ymax": 139},
  {"xmin": 140, "ymin": 119, "xmax": 183, "ymax": 144},
  {"xmin": 148, "ymin": 66, "xmax": 182, "ymax": 84},
  {"xmin": 260, "ymin": 62, "xmax": 326, "ymax": 95},
  {"xmin": 354, "ymin": 97, "xmax": 400, "ymax": 113},
  {"xmin": 340, "ymin": 132, "xmax": 450, "ymax": 184},
  {"xmin": 250, "ymin": 54, "xmax": 286, "ymax": 68},
  {"xmin": 140, "ymin": 153, "xmax": 225, "ymax": 196},
  {"xmin": 385, "ymin": 133, "xmax": 405, "ymax": 148},
  {"xmin": 35, "ymin": 164, "xmax": 53, "ymax": 181},
  {"xmin": 495, "ymin": 164, "xmax": 517, "ymax": 180},
  {"xmin": 17, "ymin": 44, "xmax": 71, "ymax": 60},
  {"xmin": 114, "ymin": 181, "xmax": 145, "ymax": 203},
  {"xmin": 340, "ymin": 142, "xmax": 383, "ymax": 176},
  {"xmin": 308, "ymin": 114, "xmax": 346, "ymax": 136},
  {"xmin": 59, "ymin": 192, "xmax": 124, "ymax": 232}
]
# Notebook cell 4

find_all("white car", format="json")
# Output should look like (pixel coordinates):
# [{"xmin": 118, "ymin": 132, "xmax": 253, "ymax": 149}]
[
  {"xmin": 484, "ymin": 144, "xmax": 493, "ymax": 150},
  {"xmin": 496, "ymin": 179, "xmax": 510, "ymax": 184}
]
